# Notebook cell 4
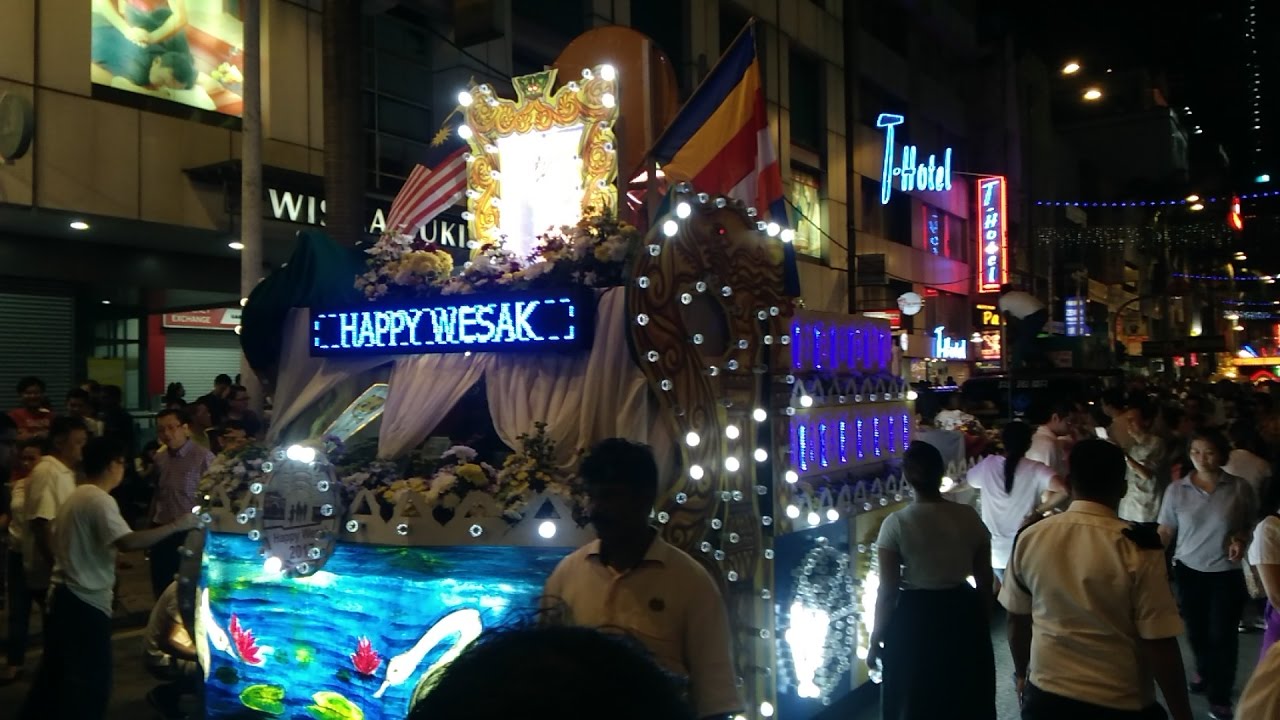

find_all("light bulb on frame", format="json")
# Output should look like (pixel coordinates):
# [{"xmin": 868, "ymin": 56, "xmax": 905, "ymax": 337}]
[
  {"xmin": 754, "ymin": 448, "xmax": 768, "ymax": 462},
  {"xmin": 785, "ymin": 470, "xmax": 799, "ymax": 484},
  {"xmin": 686, "ymin": 431, "xmax": 701, "ymax": 447},
  {"xmin": 785, "ymin": 504, "xmax": 800, "ymax": 519},
  {"xmin": 725, "ymin": 425, "xmax": 741, "ymax": 440},
  {"xmin": 753, "ymin": 407, "xmax": 768, "ymax": 422},
  {"xmin": 800, "ymin": 395, "xmax": 814, "ymax": 408},
  {"xmin": 724, "ymin": 457, "xmax": 740, "ymax": 472}
]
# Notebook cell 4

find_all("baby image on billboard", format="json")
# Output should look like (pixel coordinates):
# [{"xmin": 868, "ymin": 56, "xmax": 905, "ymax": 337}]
[{"xmin": 90, "ymin": 0, "xmax": 245, "ymax": 116}]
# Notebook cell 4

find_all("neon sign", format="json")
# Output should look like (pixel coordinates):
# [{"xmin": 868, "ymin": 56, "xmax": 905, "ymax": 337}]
[
  {"xmin": 310, "ymin": 290, "xmax": 592, "ymax": 356},
  {"xmin": 932, "ymin": 326, "xmax": 968, "ymax": 360},
  {"xmin": 976, "ymin": 176, "xmax": 1009, "ymax": 293},
  {"xmin": 923, "ymin": 207, "xmax": 948, "ymax": 256},
  {"xmin": 876, "ymin": 114, "xmax": 953, "ymax": 204}
]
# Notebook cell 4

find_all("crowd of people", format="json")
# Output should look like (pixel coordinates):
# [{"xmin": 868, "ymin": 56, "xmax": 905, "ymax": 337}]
[
  {"xmin": 0, "ymin": 372, "xmax": 265, "ymax": 718},
  {"xmin": 881, "ymin": 377, "xmax": 1280, "ymax": 720}
]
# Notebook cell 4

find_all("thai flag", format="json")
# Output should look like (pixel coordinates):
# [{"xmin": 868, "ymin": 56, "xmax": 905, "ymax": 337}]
[{"xmin": 384, "ymin": 129, "xmax": 468, "ymax": 239}]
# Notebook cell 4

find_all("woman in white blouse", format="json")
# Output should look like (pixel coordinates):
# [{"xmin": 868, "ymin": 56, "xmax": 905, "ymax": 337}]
[
  {"xmin": 965, "ymin": 421, "xmax": 1067, "ymax": 592},
  {"xmin": 869, "ymin": 441, "xmax": 995, "ymax": 719}
]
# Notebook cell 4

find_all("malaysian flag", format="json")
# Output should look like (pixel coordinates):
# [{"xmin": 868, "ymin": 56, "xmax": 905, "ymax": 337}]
[{"xmin": 384, "ymin": 121, "xmax": 469, "ymax": 238}]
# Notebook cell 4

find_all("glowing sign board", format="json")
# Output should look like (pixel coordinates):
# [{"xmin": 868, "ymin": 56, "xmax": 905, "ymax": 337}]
[
  {"xmin": 877, "ymin": 113, "xmax": 953, "ymax": 204},
  {"xmin": 976, "ymin": 176, "xmax": 1009, "ymax": 293},
  {"xmin": 923, "ymin": 207, "xmax": 947, "ymax": 255},
  {"xmin": 932, "ymin": 326, "xmax": 969, "ymax": 360},
  {"xmin": 310, "ymin": 290, "xmax": 592, "ymax": 356}
]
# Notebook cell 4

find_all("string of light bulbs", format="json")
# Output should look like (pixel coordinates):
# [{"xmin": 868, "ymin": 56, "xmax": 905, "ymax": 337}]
[
  {"xmin": 1034, "ymin": 188, "xmax": 1280, "ymax": 208},
  {"xmin": 1172, "ymin": 272, "xmax": 1277, "ymax": 282},
  {"xmin": 1246, "ymin": 1, "xmax": 1264, "ymax": 161}
]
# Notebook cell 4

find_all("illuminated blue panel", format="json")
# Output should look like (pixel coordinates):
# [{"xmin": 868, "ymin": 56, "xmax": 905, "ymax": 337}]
[
  {"xmin": 855, "ymin": 418, "xmax": 865, "ymax": 460},
  {"xmin": 838, "ymin": 419, "xmax": 848, "ymax": 465},
  {"xmin": 887, "ymin": 414, "xmax": 897, "ymax": 454},
  {"xmin": 200, "ymin": 532, "xmax": 567, "ymax": 719},
  {"xmin": 792, "ymin": 322, "xmax": 803, "ymax": 369},
  {"xmin": 818, "ymin": 422, "xmax": 829, "ymax": 468},
  {"xmin": 798, "ymin": 423, "xmax": 810, "ymax": 472},
  {"xmin": 902, "ymin": 413, "xmax": 911, "ymax": 453},
  {"xmin": 873, "ymin": 416, "xmax": 882, "ymax": 457},
  {"xmin": 310, "ymin": 289, "xmax": 593, "ymax": 357}
]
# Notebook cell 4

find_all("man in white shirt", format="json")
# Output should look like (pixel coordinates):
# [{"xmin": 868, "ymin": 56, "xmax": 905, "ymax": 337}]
[
  {"xmin": 23, "ymin": 416, "xmax": 89, "ymax": 601},
  {"xmin": 19, "ymin": 437, "xmax": 198, "ymax": 720},
  {"xmin": 143, "ymin": 581, "xmax": 200, "ymax": 719},
  {"xmin": 542, "ymin": 439, "xmax": 741, "ymax": 720},
  {"xmin": 1000, "ymin": 439, "xmax": 1192, "ymax": 720},
  {"xmin": 998, "ymin": 284, "xmax": 1048, "ymax": 369},
  {"xmin": 1026, "ymin": 398, "xmax": 1075, "ymax": 479}
]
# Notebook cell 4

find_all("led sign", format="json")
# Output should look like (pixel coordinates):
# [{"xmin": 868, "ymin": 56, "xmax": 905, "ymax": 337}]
[
  {"xmin": 923, "ymin": 207, "xmax": 947, "ymax": 255},
  {"xmin": 932, "ymin": 326, "xmax": 968, "ymax": 361},
  {"xmin": 877, "ymin": 113, "xmax": 953, "ymax": 204},
  {"xmin": 976, "ymin": 176, "xmax": 1009, "ymax": 293},
  {"xmin": 1065, "ymin": 297, "xmax": 1087, "ymax": 337},
  {"xmin": 310, "ymin": 290, "xmax": 592, "ymax": 357}
]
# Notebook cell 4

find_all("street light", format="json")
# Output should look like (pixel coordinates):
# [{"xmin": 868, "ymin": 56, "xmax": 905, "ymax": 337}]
[
  {"xmin": 1062, "ymin": 61, "xmax": 1081, "ymax": 75},
  {"xmin": 1082, "ymin": 88, "xmax": 1103, "ymax": 101}
]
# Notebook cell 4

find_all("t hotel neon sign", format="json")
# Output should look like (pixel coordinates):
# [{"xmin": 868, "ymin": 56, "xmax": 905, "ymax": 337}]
[
  {"xmin": 976, "ymin": 176, "xmax": 1009, "ymax": 293},
  {"xmin": 877, "ymin": 113, "xmax": 953, "ymax": 204}
]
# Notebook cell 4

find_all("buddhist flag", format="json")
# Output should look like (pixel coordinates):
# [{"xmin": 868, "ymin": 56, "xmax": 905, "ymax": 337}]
[{"xmin": 650, "ymin": 21, "xmax": 798, "ymax": 293}]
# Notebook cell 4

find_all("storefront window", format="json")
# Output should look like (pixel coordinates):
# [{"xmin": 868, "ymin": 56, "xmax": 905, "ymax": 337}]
[{"xmin": 788, "ymin": 169, "xmax": 825, "ymax": 259}]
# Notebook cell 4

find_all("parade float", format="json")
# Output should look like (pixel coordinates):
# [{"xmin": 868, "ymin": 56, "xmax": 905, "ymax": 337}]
[{"xmin": 189, "ymin": 43, "xmax": 913, "ymax": 720}]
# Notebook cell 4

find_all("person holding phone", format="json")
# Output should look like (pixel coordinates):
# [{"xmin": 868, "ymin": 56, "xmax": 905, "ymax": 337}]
[{"xmin": 1118, "ymin": 401, "xmax": 1166, "ymax": 523}]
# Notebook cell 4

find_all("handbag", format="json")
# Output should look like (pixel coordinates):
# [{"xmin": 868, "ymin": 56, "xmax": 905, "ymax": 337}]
[{"xmin": 1245, "ymin": 560, "xmax": 1267, "ymax": 600}]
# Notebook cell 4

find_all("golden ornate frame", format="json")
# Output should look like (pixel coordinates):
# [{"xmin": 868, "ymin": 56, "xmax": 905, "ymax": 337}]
[{"xmin": 460, "ymin": 67, "xmax": 619, "ymax": 255}]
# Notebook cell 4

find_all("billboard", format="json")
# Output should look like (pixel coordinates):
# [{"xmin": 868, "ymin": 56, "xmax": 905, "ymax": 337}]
[{"xmin": 90, "ymin": 0, "xmax": 245, "ymax": 116}]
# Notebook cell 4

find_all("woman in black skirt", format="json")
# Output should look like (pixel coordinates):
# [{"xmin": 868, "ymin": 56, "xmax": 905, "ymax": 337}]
[{"xmin": 868, "ymin": 441, "xmax": 996, "ymax": 720}]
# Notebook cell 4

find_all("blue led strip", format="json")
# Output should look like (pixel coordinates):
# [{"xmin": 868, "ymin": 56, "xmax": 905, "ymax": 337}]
[
  {"xmin": 873, "ymin": 416, "xmax": 882, "ymax": 457},
  {"xmin": 798, "ymin": 422, "xmax": 810, "ymax": 472},
  {"xmin": 855, "ymin": 418, "xmax": 865, "ymax": 460},
  {"xmin": 309, "ymin": 289, "xmax": 594, "ymax": 357},
  {"xmin": 838, "ymin": 419, "xmax": 848, "ymax": 465},
  {"xmin": 887, "ymin": 414, "xmax": 897, "ymax": 454},
  {"xmin": 902, "ymin": 413, "xmax": 911, "ymax": 453},
  {"xmin": 818, "ymin": 422, "xmax": 829, "ymax": 468}
]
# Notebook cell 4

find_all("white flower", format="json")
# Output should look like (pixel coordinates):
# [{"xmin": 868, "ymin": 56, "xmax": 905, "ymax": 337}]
[{"xmin": 443, "ymin": 446, "xmax": 478, "ymax": 462}]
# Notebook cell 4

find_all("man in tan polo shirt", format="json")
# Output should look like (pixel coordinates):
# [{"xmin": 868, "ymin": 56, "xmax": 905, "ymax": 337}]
[{"xmin": 543, "ymin": 439, "xmax": 741, "ymax": 720}]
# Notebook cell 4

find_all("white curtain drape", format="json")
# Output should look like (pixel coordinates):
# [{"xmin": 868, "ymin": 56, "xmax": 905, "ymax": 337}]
[
  {"xmin": 377, "ymin": 288, "xmax": 672, "ymax": 467},
  {"xmin": 376, "ymin": 353, "xmax": 491, "ymax": 457},
  {"xmin": 268, "ymin": 309, "xmax": 389, "ymax": 443},
  {"xmin": 485, "ymin": 289, "xmax": 655, "ymax": 471}
]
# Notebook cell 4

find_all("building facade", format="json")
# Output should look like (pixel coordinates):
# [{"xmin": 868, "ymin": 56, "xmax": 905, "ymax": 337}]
[{"xmin": 0, "ymin": 0, "xmax": 1012, "ymax": 405}]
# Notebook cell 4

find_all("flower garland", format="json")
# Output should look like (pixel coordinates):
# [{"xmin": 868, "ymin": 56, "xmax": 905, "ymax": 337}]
[
  {"xmin": 199, "ymin": 424, "xmax": 586, "ymax": 525},
  {"xmin": 198, "ymin": 443, "xmax": 270, "ymax": 501},
  {"xmin": 356, "ymin": 211, "xmax": 640, "ymax": 301},
  {"xmin": 357, "ymin": 234, "xmax": 455, "ymax": 301}
]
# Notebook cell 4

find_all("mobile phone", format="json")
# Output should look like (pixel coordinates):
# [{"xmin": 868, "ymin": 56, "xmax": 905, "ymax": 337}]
[{"xmin": 1095, "ymin": 427, "xmax": 1109, "ymax": 440}]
